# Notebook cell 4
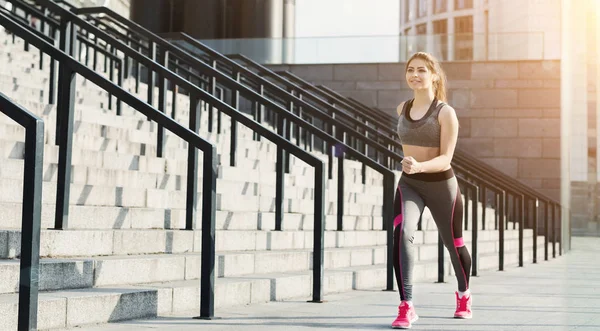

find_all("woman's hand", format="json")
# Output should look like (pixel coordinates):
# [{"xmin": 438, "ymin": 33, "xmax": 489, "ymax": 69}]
[{"xmin": 401, "ymin": 156, "xmax": 422, "ymax": 174}]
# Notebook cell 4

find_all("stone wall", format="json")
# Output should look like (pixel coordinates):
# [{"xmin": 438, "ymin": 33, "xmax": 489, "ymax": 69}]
[{"xmin": 268, "ymin": 61, "xmax": 562, "ymax": 201}]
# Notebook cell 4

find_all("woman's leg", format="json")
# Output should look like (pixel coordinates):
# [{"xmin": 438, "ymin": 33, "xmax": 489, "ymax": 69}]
[
  {"xmin": 393, "ymin": 178, "xmax": 425, "ymax": 302},
  {"xmin": 427, "ymin": 177, "xmax": 472, "ymax": 293}
]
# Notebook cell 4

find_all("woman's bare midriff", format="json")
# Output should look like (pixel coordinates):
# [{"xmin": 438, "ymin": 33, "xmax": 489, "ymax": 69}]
[{"xmin": 402, "ymin": 144, "xmax": 452, "ymax": 171}]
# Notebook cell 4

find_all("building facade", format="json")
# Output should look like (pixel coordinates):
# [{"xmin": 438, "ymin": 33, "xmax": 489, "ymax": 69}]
[{"xmin": 399, "ymin": 0, "xmax": 561, "ymax": 61}]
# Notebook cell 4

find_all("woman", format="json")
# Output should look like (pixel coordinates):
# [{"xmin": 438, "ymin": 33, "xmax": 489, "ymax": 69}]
[{"xmin": 392, "ymin": 52, "xmax": 472, "ymax": 329}]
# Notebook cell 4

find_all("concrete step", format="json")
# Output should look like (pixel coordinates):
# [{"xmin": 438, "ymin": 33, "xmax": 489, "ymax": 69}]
[
  {"xmin": 0, "ymin": 228, "xmax": 386, "ymax": 258},
  {"xmin": 0, "ymin": 240, "xmax": 559, "ymax": 330},
  {"xmin": 1, "ymin": 226, "xmax": 534, "ymax": 259},
  {"xmin": 0, "ymin": 237, "xmax": 543, "ymax": 293}
]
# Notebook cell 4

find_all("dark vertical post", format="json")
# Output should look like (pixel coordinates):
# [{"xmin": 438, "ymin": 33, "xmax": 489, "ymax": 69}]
[
  {"xmin": 207, "ymin": 60, "xmax": 217, "ymax": 133},
  {"xmin": 552, "ymin": 204, "xmax": 556, "ymax": 258},
  {"xmin": 54, "ymin": 63, "xmax": 76, "ymax": 230},
  {"xmin": 186, "ymin": 96, "xmax": 201, "ymax": 230},
  {"xmin": 336, "ymin": 131, "xmax": 345, "ymax": 231},
  {"xmin": 471, "ymin": 186, "xmax": 479, "ymax": 276},
  {"xmin": 481, "ymin": 186, "xmax": 487, "ymax": 230},
  {"xmin": 544, "ymin": 201, "xmax": 549, "ymax": 261},
  {"xmin": 199, "ymin": 145, "xmax": 217, "ymax": 318},
  {"xmin": 55, "ymin": 18, "xmax": 75, "ymax": 145},
  {"xmin": 275, "ymin": 112, "xmax": 286, "ymax": 231},
  {"xmin": 116, "ymin": 58, "xmax": 123, "ymax": 115},
  {"xmin": 464, "ymin": 184, "xmax": 470, "ymax": 231},
  {"xmin": 384, "ymin": 173, "xmax": 395, "ymax": 291},
  {"xmin": 48, "ymin": 56, "xmax": 56, "ymax": 105},
  {"xmin": 18, "ymin": 118, "xmax": 43, "ymax": 331},
  {"xmin": 123, "ymin": 33, "xmax": 130, "ymax": 79},
  {"xmin": 327, "ymin": 113, "xmax": 334, "ymax": 180},
  {"xmin": 135, "ymin": 44, "xmax": 141, "ymax": 93},
  {"xmin": 92, "ymin": 33, "xmax": 98, "ymax": 71},
  {"xmin": 295, "ymin": 101, "xmax": 301, "ymax": 147},
  {"xmin": 255, "ymin": 85, "xmax": 264, "ymax": 140},
  {"xmin": 108, "ymin": 45, "xmax": 115, "ymax": 111},
  {"xmin": 157, "ymin": 50, "xmax": 169, "ymax": 158},
  {"xmin": 310, "ymin": 162, "xmax": 325, "ymax": 303},
  {"xmin": 518, "ymin": 195, "xmax": 524, "ymax": 267},
  {"xmin": 230, "ymin": 72, "xmax": 239, "ymax": 167},
  {"xmin": 498, "ymin": 191, "xmax": 506, "ymax": 271},
  {"xmin": 532, "ymin": 198, "xmax": 538, "ymax": 263},
  {"xmin": 172, "ymin": 59, "xmax": 178, "ymax": 119},
  {"xmin": 147, "ymin": 41, "xmax": 156, "ymax": 108}
]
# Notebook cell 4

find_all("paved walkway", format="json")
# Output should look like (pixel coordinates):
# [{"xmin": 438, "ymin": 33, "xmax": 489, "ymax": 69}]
[{"xmin": 66, "ymin": 237, "xmax": 600, "ymax": 331}]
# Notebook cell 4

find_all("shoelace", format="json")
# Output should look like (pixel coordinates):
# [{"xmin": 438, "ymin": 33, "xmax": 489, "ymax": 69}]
[
  {"xmin": 456, "ymin": 297, "xmax": 469, "ymax": 311},
  {"xmin": 399, "ymin": 303, "xmax": 410, "ymax": 318}
]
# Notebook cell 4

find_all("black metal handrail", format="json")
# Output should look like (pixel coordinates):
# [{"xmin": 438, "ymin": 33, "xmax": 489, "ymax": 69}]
[
  {"xmin": 301, "ymin": 73, "xmax": 564, "ymax": 263},
  {"xmin": 0, "ymin": 9, "xmax": 221, "ymax": 320},
  {"xmin": 49, "ymin": 3, "xmax": 406, "ymax": 290},
  {"xmin": 0, "ymin": 93, "xmax": 44, "ymax": 330},
  {"xmin": 291, "ymin": 73, "xmax": 559, "ymax": 263},
  {"xmin": 313, "ymin": 78, "xmax": 561, "ymax": 208},
  {"xmin": 4, "ymin": 0, "xmax": 126, "ymax": 111},
  {"xmin": 254, "ymin": 65, "xmax": 552, "ymax": 264},
  {"xmin": 34, "ymin": 0, "xmax": 560, "ymax": 281},
  {"xmin": 51, "ymin": 4, "xmax": 549, "ymax": 276},
  {"xmin": 175, "ymin": 36, "xmax": 561, "ymax": 272},
  {"xmin": 51, "ymin": 3, "xmax": 397, "ymax": 239},
  {"xmin": 251, "ymin": 65, "xmax": 563, "ymax": 244},
  {"xmin": 12, "ymin": 0, "xmax": 332, "ymax": 314}
]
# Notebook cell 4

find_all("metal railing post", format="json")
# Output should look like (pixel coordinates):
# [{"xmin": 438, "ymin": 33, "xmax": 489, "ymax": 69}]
[
  {"xmin": 532, "ymin": 198, "xmax": 538, "ymax": 263},
  {"xmin": 498, "ymin": 191, "xmax": 505, "ymax": 271},
  {"xmin": 471, "ymin": 185, "xmax": 479, "ymax": 276},
  {"xmin": 198, "ymin": 145, "xmax": 217, "ymax": 319},
  {"xmin": 54, "ymin": 22, "xmax": 76, "ymax": 230},
  {"xmin": 545, "ymin": 201, "xmax": 549, "ymax": 261},
  {"xmin": 229, "ymin": 72, "xmax": 239, "ymax": 167},
  {"xmin": 18, "ymin": 114, "xmax": 44, "ymax": 331},
  {"xmin": 518, "ymin": 194, "xmax": 524, "ymax": 267},
  {"xmin": 336, "ymin": 128, "xmax": 345, "ymax": 231},
  {"xmin": 275, "ymin": 113, "xmax": 286, "ymax": 231},
  {"xmin": 310, "ymin": 162, "xmax": 326, "ymax": 303},
  {"xmin": 157, "ymin": 49, "xmax": 169, "ymax": 158},
  {"xmin": 186, "ymin": 95, "xmax": 201, "ymax": 230}
]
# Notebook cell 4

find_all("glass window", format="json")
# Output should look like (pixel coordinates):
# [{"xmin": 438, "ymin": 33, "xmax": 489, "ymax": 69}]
[
  {"xmin": 416, "ymin": 23, "xmax": 427, "ymax": 35},
  {"xmin": 434, "ymin": 0, "xmax": 447, "ymax": 14},
  {"xmin": 455, "ymin": 0, "xmax": 473, "ymax": 10},
  {"xmin": 417, "ymin": 0, "xmax": 428, "ymax": 18},
  {"xmin": 404, "ymin": 0, "xmax": 413, "ymax": 22},
  {"xmin": 454, "ymin": 15, "xmax": 473, "ymax": 60},
  {"xmin": 433, "ymin": 19, "xmax": 447, "ymax": 34},
  {"xmin": 433, "ymin": 19, "xmax": 448, "ymax": 59},
  {"xmin": 455, "ymin": 15, "xmax": 473, "ymax": 33}
]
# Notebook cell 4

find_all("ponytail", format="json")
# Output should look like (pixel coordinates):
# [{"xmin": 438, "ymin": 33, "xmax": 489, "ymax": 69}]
[{"xmin": 433, "ymin": 68, "xmax": 447, "ymax": 102}]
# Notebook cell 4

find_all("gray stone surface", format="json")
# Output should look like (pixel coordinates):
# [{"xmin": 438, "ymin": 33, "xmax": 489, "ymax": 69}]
[{"xmin": 56, "ymin": 237, "xmax": 599, "ymax": 331}]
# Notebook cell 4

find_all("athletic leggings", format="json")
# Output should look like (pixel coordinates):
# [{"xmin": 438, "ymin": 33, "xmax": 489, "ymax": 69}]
[{"xmin": 393, "ymin": 168, "xmax": 472, "ymax": 301}]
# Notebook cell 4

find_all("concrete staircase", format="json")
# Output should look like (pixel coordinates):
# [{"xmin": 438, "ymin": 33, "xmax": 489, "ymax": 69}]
[{"xmin": 0, "ymin": 32, "xmax": 553, "ymax": 330}]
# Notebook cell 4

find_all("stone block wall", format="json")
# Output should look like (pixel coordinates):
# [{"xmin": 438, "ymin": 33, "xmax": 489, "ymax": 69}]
[{"xmin": 268, "ymin": 61, "xmax": 562, "ymax": 201}]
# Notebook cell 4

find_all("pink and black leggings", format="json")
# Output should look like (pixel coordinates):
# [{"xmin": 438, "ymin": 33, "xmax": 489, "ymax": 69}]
[{"xmin": 393, "ymin": 168, "xmax": 471, "ymax": 301}]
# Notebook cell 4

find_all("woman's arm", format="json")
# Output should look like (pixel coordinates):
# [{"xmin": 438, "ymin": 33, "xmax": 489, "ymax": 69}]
[{"xmin": 415, "ymin": 105, "xmax": 459, "ymax": 173}]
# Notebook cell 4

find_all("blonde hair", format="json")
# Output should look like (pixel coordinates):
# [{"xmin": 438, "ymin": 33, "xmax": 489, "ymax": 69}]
[{"xmin": 406, "ymin": 52, "xmax": 447, "ymax": 102}]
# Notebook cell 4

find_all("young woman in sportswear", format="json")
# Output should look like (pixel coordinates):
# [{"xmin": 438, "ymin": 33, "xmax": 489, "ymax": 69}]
[{"xmin": 391, "ymin": 52, "xmax": 472, "ymax": 329}]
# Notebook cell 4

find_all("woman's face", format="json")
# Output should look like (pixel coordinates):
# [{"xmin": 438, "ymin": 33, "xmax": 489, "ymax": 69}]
[{"xmin": 406, "ymin": 58, "xmax": 435, "ymax": 91}]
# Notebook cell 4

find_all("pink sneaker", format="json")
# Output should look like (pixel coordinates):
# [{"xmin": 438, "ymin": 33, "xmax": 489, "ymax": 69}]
[
  {"xmin": 392, "ymin": 301, "xmax": 418, "ymax": 329},
  {"xmin": 454, "ymin": 291, "xmax": 473, "ymax": 319}
]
